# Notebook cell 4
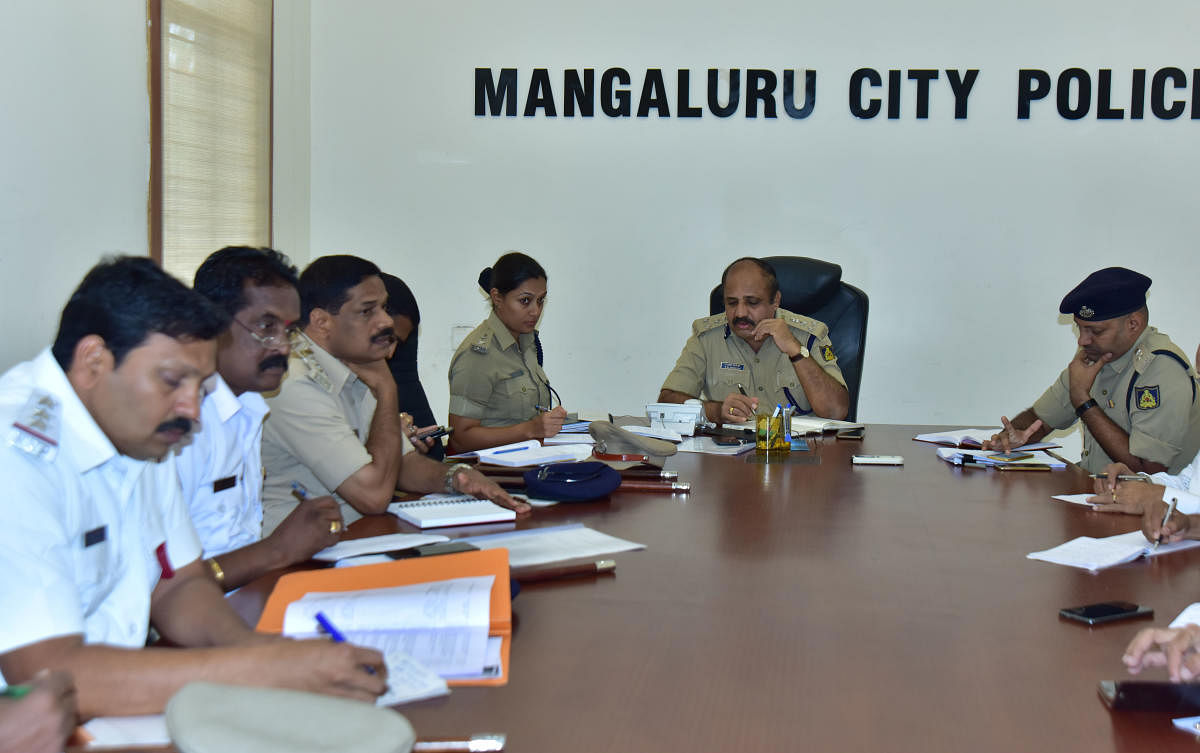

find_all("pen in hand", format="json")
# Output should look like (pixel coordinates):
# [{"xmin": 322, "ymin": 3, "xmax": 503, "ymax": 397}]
[
  {"xmin": 1153, "ymin": 496, "xmax": 1179, "ymax": 551},
  {"xmin": 315, "ymin": 611, "xmax": 377, "ymax": 675}
]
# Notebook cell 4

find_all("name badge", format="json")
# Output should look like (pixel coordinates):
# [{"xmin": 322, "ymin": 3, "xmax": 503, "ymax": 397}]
[
  {"xmin": 83, "ymin": 526, "xmax": 107, "ymax": 548},
  {"xmin": 719, "ymin": 362, "xmax": 745, "ymax": 371},
  {"xmin": 213, "ymin": 476, "xmax": 237, "ymax": 492}
]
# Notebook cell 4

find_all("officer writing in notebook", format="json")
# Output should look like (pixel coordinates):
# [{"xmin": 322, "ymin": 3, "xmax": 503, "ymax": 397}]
[
  {"xmin": 0, "ymin": 257, "xmax": 385, "ymax": 719},
  {"xmin": 447, "ymin": 252, "xmax": 568, "ymax": 452},
  {"xmin": 260, "ymin": 255, "xmax": 528, "ymax": 534},
  {"xmin": 178, "ymin": 246, "xmax": 343, "ymax": 592},
  {"xmin": 985, "ymin": 267, "xmax": 1200, "ymax": 474},
  {"xmin": 659, "ymin": 257, "xmax": 849, "ymax": 423}
]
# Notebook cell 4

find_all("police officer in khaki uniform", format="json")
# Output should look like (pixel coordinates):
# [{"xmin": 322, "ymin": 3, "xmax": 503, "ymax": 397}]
[
  {"xmin": 987, "ymin": 267, "xmax": 1200, "ymax": 474},
  {"xmin": 448, "ymin": 252, "xmax": 568, "ymax": 452},
  {"xmin": 659, "ymin": 257, "xmax": 850, "ymax": 423}
]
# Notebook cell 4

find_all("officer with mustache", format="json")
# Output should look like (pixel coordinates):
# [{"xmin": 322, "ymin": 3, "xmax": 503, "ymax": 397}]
[
  {"xmin": 659, "ymin": 257, "xmax": 849, "ymax": 423},
  {"xmin": 985, "ymin": 267, "xmax": 1200, "ymax": 474},
  {"xmin": 175, "ymin": 246, "xmax": 343, "ymax": 592},
  {"xmin": 260, "ymin": 255, "xmax": 528, "ymax": 534}
]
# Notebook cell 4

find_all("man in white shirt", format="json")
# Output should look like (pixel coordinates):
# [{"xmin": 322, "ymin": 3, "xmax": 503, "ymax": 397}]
[
  {"xmin": 0, "ymin": 257, "xmax": 384, "ymax": 718},
  {"xmin": 178, "ymin": 247, "xmax": 343, "ymax": 591}
]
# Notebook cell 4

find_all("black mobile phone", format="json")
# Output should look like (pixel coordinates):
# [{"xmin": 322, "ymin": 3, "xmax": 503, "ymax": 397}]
[
  {"xmin": 1098, "ymin": 680, "xmax": 1200, "ymax": 712},
  {"xmin": 1059, "ymin": 601, "xmax": 1153, "ymax": 626},
  {"xmin": 416, "ymin": 426, "xmax": 452, "ymax": 440}
]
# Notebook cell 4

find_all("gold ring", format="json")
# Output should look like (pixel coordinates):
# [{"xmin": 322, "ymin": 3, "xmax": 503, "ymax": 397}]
[
  {"xmin": 730, "ymin": 406, "xmax": 736, "ymax": 415},
  {"xmin": 329, "ymin": 520, "xmax": 342, "ymax": 534}
]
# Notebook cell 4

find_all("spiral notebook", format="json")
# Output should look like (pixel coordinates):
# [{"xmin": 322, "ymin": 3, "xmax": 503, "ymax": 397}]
[{"xmin": 389, "ymin": 494, "xmax": 517, "ymax": 529}]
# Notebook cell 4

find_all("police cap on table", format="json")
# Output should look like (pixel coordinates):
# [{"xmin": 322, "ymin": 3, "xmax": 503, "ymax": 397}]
[{"xmin": 1059, "ymin": 267, "xmax": 1151, "ymax": 321}]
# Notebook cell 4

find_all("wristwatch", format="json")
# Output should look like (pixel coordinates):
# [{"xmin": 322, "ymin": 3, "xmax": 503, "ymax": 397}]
[
  {"xmin": 789, "ymin": 345, "xmax": 810, "ymax": 363},
  {"xmin": 1075, "ymin": 398, "xmax": 1099, "ymax": 418},
  {"xmin": 444, "ymin": 463, "xmax": 472, "ymax": 494}
]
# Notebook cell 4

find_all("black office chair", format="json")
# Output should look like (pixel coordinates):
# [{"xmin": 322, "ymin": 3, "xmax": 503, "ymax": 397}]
[{"xmin": 709, "ymin": 256, "xmax": 869, "ymax": 421}]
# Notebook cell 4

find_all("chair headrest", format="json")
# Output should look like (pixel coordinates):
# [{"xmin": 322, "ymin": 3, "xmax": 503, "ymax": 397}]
[{"xmin": 765, "ymin": 256, "xmax": 843, "ymax": 313}]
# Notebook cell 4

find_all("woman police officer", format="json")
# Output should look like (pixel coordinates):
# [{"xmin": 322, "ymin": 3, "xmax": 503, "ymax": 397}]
[{"xmin": 447, "ymin": 252, "xmax": 568, "ymax": 452}]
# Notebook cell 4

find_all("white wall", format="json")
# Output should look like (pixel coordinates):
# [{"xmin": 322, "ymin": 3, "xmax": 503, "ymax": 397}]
[
  {"xmin": 299, "ymin": 0, "xmax": 1200, "ymax": 433},
  {"xmin": 0, "ymin": 1, "xmax": 150, "ymax": 370}
]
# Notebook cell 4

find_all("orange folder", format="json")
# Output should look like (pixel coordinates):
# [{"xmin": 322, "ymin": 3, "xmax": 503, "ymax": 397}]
[{"xmin": 256, "ymin": 548, "xmax": 511, "ymax": 687}]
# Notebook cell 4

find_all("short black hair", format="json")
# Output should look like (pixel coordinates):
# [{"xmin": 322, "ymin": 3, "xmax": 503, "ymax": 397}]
[
  {"xmin": 193, "ymin": 246, "xmax": 299, "ymax": 317},
  {"xmin": 380, "ymin": 273, "xmax": 420, "ymax": 326},
  {"xmin": 52, "ymin": 256, "xmax": 229, "ymax": 370},
  {"xmin": 721, "ymin": 257, "xmax": 780, "ymax": 299},
  {"xmin": 298, "ymin": 255, "xmax": 382, "ymax": 325},
  {"xmin": 478, "ymin": 252, "xmax": 546, "ymax": 295}
]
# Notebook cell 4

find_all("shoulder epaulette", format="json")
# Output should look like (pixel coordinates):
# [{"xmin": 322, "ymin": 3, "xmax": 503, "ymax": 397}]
[
  {"xmin": 778, "ymin": 309, "xmax": 828, "ymax": 338},
  {"xmin": 693, "ymin": 313, "xmax": 727, "ymax": 336},
  {"xmin": 288, "ymin": 332, "xmax": 333, "ymax": 392},
  {"xmin": 8, "ymin": 390, "xmax": 60, "ymax": 462},
  {"xmin": 469, "ymin": 334, "xmax": 490, "ymax": 355}
]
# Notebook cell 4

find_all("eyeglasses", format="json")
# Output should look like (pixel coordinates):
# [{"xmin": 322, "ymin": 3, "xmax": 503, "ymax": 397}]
[{"xmin": 233, "ymin": 317, "xmax": 291, "ymax": 349}]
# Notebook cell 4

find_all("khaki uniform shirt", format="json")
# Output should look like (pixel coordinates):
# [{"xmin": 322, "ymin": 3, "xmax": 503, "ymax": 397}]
[
  {"xmin": 661, "ymin": 308, "xmax": 846, "ymax": 414},
  {"xmin": 261, "ymin": 333, "xmax": 410, "ymax": 533},
  {"xmin": 1032, "ymin": 327, "xmax": 1200, "ymax": 474},
  {"xmin": 448, "ymin": 311, "xmax": 552, "ymax": 426}
]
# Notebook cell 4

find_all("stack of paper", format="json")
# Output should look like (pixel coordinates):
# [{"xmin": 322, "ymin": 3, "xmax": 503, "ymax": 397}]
[
  {"xmin": 790, "ymin": 417, "xmax": 865, "ymax": 435},
  {"xmin": 914, "ymin": 428, "xmax": 1059, "ymax": 451},
  {"xmin": 935, "ymin": 447, "xmax": 1067, "ymax": 469},
  {"xmin": 676, "ymin": 436, "xmax": 755, "ymax": 455},
  {"xmin": 1027, "ymin": 530, "xmax": 1200, "ymax": 571}
]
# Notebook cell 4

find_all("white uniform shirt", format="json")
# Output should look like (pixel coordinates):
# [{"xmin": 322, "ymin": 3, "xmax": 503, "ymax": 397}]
[
  {"xmin": 1151, "ymin": 450, "xmax": 1200, "ymax": 514},
  {"xmin": 175, "ymin": 374, "xmax": 269, "ymax": 558},
  {"xmin": 0, "ymin": 349, "xmax": 201, "ymax": 684}
]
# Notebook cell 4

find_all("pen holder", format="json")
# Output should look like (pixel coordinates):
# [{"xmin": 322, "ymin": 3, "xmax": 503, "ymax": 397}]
[{"xmin": 755, "ymin": 414, "xmax": 791, "ymax": 453}]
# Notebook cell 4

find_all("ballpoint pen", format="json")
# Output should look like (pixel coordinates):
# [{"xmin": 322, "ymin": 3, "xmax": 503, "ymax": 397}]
[
  {"xmin": 1089, "ymin": 473, "xmax": 1150, "ymax": 482},
  {"xmin": 315, "ymin": 611, "xmax": 377, "ymax": 674},
  {"xmin": 737, "ymin": 384, "xmax": 748, "ymax": 397},
  {"xmin": 1152, "ymin": 496, "xmax": 1179, "ymax": 551}
]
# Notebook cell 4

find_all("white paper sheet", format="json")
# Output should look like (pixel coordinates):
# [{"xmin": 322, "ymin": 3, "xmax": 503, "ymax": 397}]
[
  {"xmin": 462, "ymin": 523, "xmax": 644, "ymax": 568},
  {"xmin": 1051, "ymin": 493, "xmax": 1095, "ymax": 507},
  {"xmin": 1027, "ymin": 530, "xmax": 1200, "ymax": 571},
  {"xmin": 83, "ymin": 715, "xmax": 170, "ymax": 748},
  {"xmin": 312, "ymin": 533, "xmax": 449, "ymax": 561}
]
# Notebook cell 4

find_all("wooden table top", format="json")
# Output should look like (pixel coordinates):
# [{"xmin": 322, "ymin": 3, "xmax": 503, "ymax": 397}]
[{"xmin": 232, "ymin": 424, "xmax": 1200, "ymax": 752}]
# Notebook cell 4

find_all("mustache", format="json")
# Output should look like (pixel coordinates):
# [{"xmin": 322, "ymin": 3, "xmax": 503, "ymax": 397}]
[
  {"xmin": 371, "ymin": 327, "xmax": 397, "ymax": 344},
  {"xmin": 258, "ymin": 354, "xmax": 290, "ymax": 373},
  {"xmin": 155, "ymin": 417, "xmax": 193, "ymax": 435},
  {"xmin": 732, "ymin": 317, "xmax": 754, "ymax": 328}
]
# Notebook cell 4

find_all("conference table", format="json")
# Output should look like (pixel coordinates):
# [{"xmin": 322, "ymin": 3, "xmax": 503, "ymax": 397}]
[{"xmin": 231, "ymin": 424, "xmax": 1200, "ymax": 752}]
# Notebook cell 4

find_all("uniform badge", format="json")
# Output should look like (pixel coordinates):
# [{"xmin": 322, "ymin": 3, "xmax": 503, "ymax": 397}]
[
  {"xmin": 1079, "ymin": 305, "xmax": 1095, "ymax": 319},
  {"xmin": 8, "ymin": 391, "xmax": 60, "ymax": 462},
  {"xmin": 719, "ymin": 362, "xmax": 745, "ymax": 371},
  {"xmin": 1136, "ymin": 386, "xmax": 1160, "ymax": 410},
  {"xmin": 822, "ymin": 345, "xmax": 835, "ymax": 362}
]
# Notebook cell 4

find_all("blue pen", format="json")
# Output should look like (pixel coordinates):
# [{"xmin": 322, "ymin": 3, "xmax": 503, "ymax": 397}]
[
  {"xmin": 315, "ymin": 611, "xmax": 346, "ymax": 641},
  {"xmin": 291, "ymin": 481, "xmax": 311, "ymax": 501},
  {"xmin": 493, "ymin": 446, "xmax": 526, "ymax": 455},
  {"xmin": 315, "ymin": 611, "xmax": 376, "ymax": 674}
]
